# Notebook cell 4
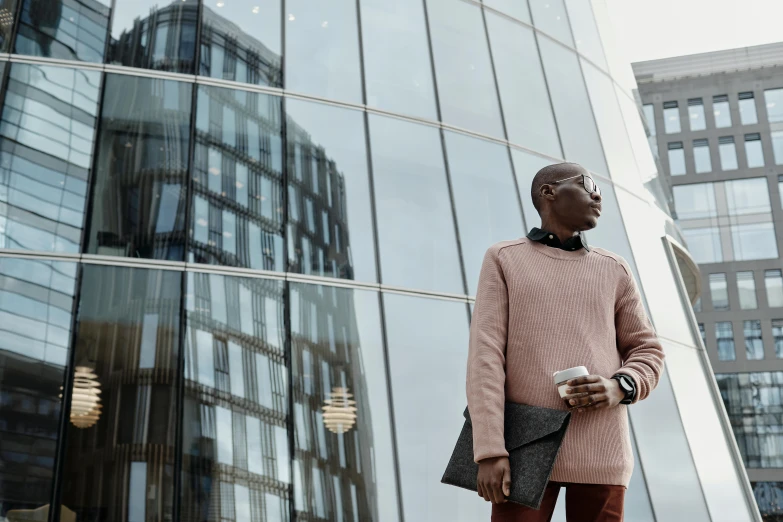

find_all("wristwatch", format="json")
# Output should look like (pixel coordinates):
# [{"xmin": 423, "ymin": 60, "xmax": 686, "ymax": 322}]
[{"xmin": 612, "ymin": 374, "xmax": 636, "ymax": 405}]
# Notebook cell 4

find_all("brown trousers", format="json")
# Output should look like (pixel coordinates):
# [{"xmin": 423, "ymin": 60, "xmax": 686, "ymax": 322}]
[{"xmin": 491, "ymin": 482, "xmax": 626, "ymax": 522}]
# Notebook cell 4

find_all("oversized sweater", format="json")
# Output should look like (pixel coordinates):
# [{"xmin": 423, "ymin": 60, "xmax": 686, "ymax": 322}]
[{"xmin": 466, "ymin": 238, "xmax": 665, "ymax": 487}]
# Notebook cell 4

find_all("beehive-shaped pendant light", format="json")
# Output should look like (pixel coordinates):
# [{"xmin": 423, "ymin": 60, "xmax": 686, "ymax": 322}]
[
  {"xmin": 68, "ymin": 366, "xmax": 102, "ymax": 429},
  {"xmin": 322, "ymin": 386, "xmax": 357, "ymax": 434}
]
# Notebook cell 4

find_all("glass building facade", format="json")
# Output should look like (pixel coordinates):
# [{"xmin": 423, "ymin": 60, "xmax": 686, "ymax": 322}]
[{"xmin": 0, "ymin": 1, "xmax": 759, "ymax": 522}]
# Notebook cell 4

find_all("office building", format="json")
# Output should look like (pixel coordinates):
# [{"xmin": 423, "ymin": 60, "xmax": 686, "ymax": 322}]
[
  {"xmin": 635, "ymin": 42, "xmax": 783, "ymax": 521},
  {"xmin": 0, "ymin": 1, "xmax": 760, "ymax": 521}
]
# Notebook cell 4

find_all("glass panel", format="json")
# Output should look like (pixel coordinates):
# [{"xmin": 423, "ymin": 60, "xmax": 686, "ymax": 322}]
[
  {"xmin": 681, "ymin": 227, "xmax": 722, "ymax": 264},
  {"xmin": 485, "ymin": 12, "xmax": 561, "ymax": 158},
  {"xmin": 629, "ymin": 368, "xmax": 711, "ymax": 521},
  {"xmin": 0, "ymin": 258, "xmax": 76, "ymax": 518},
  {"xmin": 725, "ymin": 178, "xmax": 771, "ymax": 215},
  {"xmin": 745, "ymin": 136, "xmax": 764, "ymax": 168},
  {"xmin": 688, "ymin": 99, "xmax": 706, "ymax": 131},
  {"xmin": 713, "ymin": 98, "xmax": 732, "ymax": 128},
  {"xmin": 368, "ymin": 114, "xmax": 463, "ymax": 294},
  {"xmin": 744, "ymin": 320, "xmax": 764, "ymax": 360},
  {"xmin": 765, "ymin": 88, "xmax": 783, "ymax": 123},
  {"xmin": 731, "ymin": 222, "xmax": 778, "ymax": 261},
  {"xmin": 444, "ymin": 132, "xmax": 523, "ymax": 295},
  {"xmin": 181, "ymin": 272, "xmax": 290, "ymax": 521},
  {"xmin": 291, "ymin": 284, "xmax": 399, "ymax": 522},
  {"xmin": 0, "ymin": 0, "xmax": 17, "ymax": 52},
  {"xmin": 384, "ymin": 293, "xmax": 481, "ymax": 521},
  {"xmin": 583, "ymin": 183, "xmax": 639, "ymax": 279},
  {"xmin": 539, "ymin": 37, "xmax": 607, "ymax": 174},
  {"xmin": 766, "ymin": 270, "xmax": 783, "ymax": 308},
  {"xmin": 426, "ymin": 0, "xmax": 503, "ymax": 137},
  {"xmin": 772, "ymin": 131, "xmax": 783, "ymax": 165},
  {"xmin": 15, "ymin": 0, "xmax": 110, "ymax": 62},
  {"xmin": 199, "ymin": 0, "xmax": 282, "ymax": 87},
  {"xmin": 511, "ymin": 149, "xmax": 555, "ymax": 231},
  {"xmin": 668, "ymin": 144, "xmax": 686, "ymax": 175},
  {"xmin": 737, "ymin": 271, "xmax": 758, "ymax": 310},
  {"xmin": 0, "ymin": 63, "xmax": 100, "ymax": 253},
  {"xmin": 698, "ymin": 323, "xmax": 706, "ymax": 344},
  {"xmin": 672, "ymin": 183, "xmax": 717, "ymax": 220},
  {"xmin": 286, "ymin": 99, "xmax": 376, "ymax": 282},
  {"xmin": 643, "ymin": 104, "xmax": 656, "ymax": 136},
  {"xmin": 773, "ymin": 320, "xmax": 783, "ymax": 358},
  {"xmin": 719, "ymin": 138, "xmax": 738, "ymax": 170},
  {"xmin": 190, "ymin": 84, "xmax": 284, "ymax": 271},
  {"xmin": 693, "ymin": 140, "xmax": 712, "ymax": 173},
  {"xmin": 753, "ymin": 482, "xmax": 783, "ymax": 520},
  {"xmin": 528, "ymin": 0, "xmax": 572, "ymax": 45},
  {"xmin": 581, "ymin": 60, "xmax": 636, "ymax": 182},
  {"xmin": 360, "ymin": 0, "xmax": 437, "ymax": 120},
  {"xmin": 717, "ymin": 372, "xmax": 783, "ymax": 467},
  {"xmin": 663, "ymin": 104, "xmax": 681, "ymax": 134},
  {"xmin": 59, "ymin": 265, "xmax": 181, "ymax": 520},
  {"xmin": 285, "ymin": 0, "xmax": 362, "ymax": 103},
  {"xmin": 483, "ymin": 0, "xmax": 530, "ymax": 21},
  {"xmin": 716, "ymin": 322, "xmax": 736, "ymax": 361},
  {"xmin": 109, "ymin": 0, "xmax": 198, "ymax": 73},
  {"xmin": 564, "ymin": 0, "xmax": 607, "ymax": 68},
  {"xmin": 86, "ymin": 74, "xmax": 191, "ymax": 260},
  {"xmin": 709, "ymin": 273, "xmax": 729, "ymax": 311},
  {"xmin": 739, "ymin": 94, "xmax": 758, "ymax": 125}
]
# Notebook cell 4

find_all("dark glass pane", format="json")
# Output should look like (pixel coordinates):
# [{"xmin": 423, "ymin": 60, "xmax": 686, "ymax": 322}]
[
  {"xmin": 444, "ymin": 132, "xmax": 523, "ymax": 295},
  {"xmin": 286, "ymin": 99, "xmax": 376, "ymax": 282},
  {"xmin": 109, "ymin": 0, "xmax": 198, "ymax": 74},
  {"xmin": 86, "ymin": 74, "xmax": 191, "ymax": 260},
  {"xmin": 426, "ymin": 0, "xmax": 503, "ymax": 137},
  {"xmin": 291, "ymin": 284, "xmax": 399, "ymax": 521},
  {"xmin": 285, "ymin": 0, "xmax": 362, "ymax": 103},
  {"xmin": 199, "ymin": 0, "xmax": 282, "ymax": 88},
  {"xmin": 181, "ymin": 272, "xmax": 290, "ymax": 521},
  {"xmin": 15, "ymin": 0, "xmax": 111, "ymax": 62},
  {"xmin": 190, "ymin": 84, "xmax": 284, "ymax": 271},
  {"xmin": 0, "ymin": 0, "xmax": 18, "ymax": 51},
  {"xmin": 0, "ymin": 258, "xmax": 76, "ymax": 519},
  {"xmin": 360, "ymin": 0, "xmax": 437, "ymax": 120},
  {"xmin": 59, "ymin": 264, "xmax": 181, "ymax": 521},
  {"xmin": 368, "ymin": 114, "xmax": 463, "ymax": 294},
  {"xmin": 510, "ymin": 148, "xmax": 556, "ymax": 230},
  {"xmin": 0, "ymin": 63, "xmax": 101, "ymax": 253},
  {"xmin": 383, "ymin": 293, "xmax": 478, "ymax": 519}
]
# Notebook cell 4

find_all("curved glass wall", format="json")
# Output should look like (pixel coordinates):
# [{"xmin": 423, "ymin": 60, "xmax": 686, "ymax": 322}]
[{"xmin": 0, "ymin": 1, "xmax": 760, "ymax": 521}]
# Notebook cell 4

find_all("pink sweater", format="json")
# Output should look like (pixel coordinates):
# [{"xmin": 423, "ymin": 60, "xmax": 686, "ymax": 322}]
[{"xmin": 466, "ymin": 238, "xmax": 665, "ymax": 486}]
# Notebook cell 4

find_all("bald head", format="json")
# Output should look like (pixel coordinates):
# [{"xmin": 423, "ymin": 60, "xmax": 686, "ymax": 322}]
[{"xmin": 530, "ymin": 162, "xmax": 586, "ymax": 214}]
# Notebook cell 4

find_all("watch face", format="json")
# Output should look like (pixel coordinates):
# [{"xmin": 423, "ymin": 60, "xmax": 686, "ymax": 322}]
[{"xmin": 618, "ymin": 376, "xmax": 633, "ymax": 392}]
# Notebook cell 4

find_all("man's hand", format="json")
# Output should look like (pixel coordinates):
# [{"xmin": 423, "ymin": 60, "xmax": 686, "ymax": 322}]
[
  {"xmin": 562, "ymin": 375, "xmax": 625, "ymax": 412},
  {"xmin": 477, "ymin": 456, "xmax": 511, "ymax": 503}
]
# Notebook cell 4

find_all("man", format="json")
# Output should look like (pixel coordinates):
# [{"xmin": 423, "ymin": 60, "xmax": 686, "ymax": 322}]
[{"xmin": 466, "ymin": 162, "xmax": 665, "ymax": 521}]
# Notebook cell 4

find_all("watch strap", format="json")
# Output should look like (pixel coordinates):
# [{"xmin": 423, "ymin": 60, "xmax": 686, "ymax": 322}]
[{"xmin": 612, "ymin": 373, "xmax": 636, "ymax": 405}]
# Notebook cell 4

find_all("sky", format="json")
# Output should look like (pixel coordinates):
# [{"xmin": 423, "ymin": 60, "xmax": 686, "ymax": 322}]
[{"xmin": 605, "ymin": 0, "xmax": 783, "ymax": 64}]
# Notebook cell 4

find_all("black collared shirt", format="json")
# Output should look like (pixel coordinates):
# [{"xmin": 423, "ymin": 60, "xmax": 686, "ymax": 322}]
[{"xmin": 527, "ymin": 227, "xmax": 591, "ymax": 252}]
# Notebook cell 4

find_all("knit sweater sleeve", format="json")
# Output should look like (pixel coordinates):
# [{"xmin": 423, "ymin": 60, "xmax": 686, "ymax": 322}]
[
  {"xmin": 466, "ymin": 245, "xmax": 509, "ymax": 462},
  {"xmin": 614, "ymin": 268, "xmax": 665, "ymax": 403}
]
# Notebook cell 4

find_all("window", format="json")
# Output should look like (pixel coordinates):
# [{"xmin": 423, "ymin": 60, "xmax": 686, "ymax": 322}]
[
  {"xmin": 688, "ymin": 98, "xmax": 706, "ymax": 131},
  {"xmin": 643, "ymin": 104, "xmax": 656, "ymax": 136},
  {"xmin": 745, "ymin": 133, "xmax": 765, "ymax": 168},
  {"xmin": 766, "ymin": 270, "xmax": 783, "ymax": 307},
  {"xmin": 564, "ymin": 0, "xmax": 607, "ymax": 69},
  {"xmin": 744, "ymin": 320, "xmax": 764, "ymax": 360},
  {"xmin": 668, "ymin": 142, "xmax": 686, "ymax": 175},
  {"xmin": 681, "ymin": 228, "xmax": 722, "ymax": 263},
  {"xmin": 528, "ymin": 0, "xmax": 573, "ymax": 45},
  {"xmin": 731, "ymin": 223, "xmax": 778, "ymax": 261},
  {"xmin": 693, "ymin": 139, "xmax": 712, "ymax": 173},
  {"xmin": 663, "ymin": 101, "xmax": 681, "ymax": 134},
  {"xmin": 772, "ymin": 131, "xmax": 783, "ymax": 165},
  {"xmin": 715, "ymin": 322, "xmax": 736, "ymax": 361},
  {"xmin": 725, "ymin": 178, "xmax": 771, "ymax": 215},
  {"xmin": 765, "ymin": 88, "xmax": 783, "ymax": 122},
  {"xmin": 719, "ymin": 136, "xmax": 738, "ymax": 170},
  {"xmin": 672, "ymin": 183, "xmax": 717, "ymax": 219},
  {"xmin": 773, "ymin": 321, "xmax": 783, "ymax": 358},
  {"xmin": 713, "ymin": 95, "xmax": 732, "ymax": 128},
  {"xmin": 698, "ymin": 323, "xmax": 707, "ymax": 346},
  {"xmin": 693, "ymin": 297, "xmax": 702, "ymax": 312},
  {"xmin": 737, "ymin": 272, "xmax": 758, "ymax": 310},
  {"xmin": 739, "ymin": 92, "xmax": 758, "ymax": 125},
  {"xmin": 710, "ymin": 273, "xmax": 729, "ymax": 311},
  {"xmin": 484, "ymin": 0, "xmax": 530, "ymax": 21}
]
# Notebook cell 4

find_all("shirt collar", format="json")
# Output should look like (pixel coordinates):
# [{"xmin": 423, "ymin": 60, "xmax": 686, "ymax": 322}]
[{"xmin": 527, "ymin": 228, "xmax": 590, "ymax": 252}]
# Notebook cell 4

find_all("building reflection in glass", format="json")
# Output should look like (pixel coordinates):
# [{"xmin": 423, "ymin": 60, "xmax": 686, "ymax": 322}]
[
  {"xmin": 0, "ymin": 63, "xmax": 100, "ymax": 253},
  {"xmin": 190, "ymin": 84, "xmax": 284, "ymax": 271},
  {"xmin": 752, "ymin": 482, "xmax": 783, "ymax": 521},
  {"xmin": 0, "ymin": 258, "xmax": 77, "ymax": 519},
  {"xmin": 291, "ymin": 283, "xmax": 399, "ymax": 522},
  {"xmin": 59, "ymin": 264, "xmax": 181, "ymax": 521},
  {"xmin": 181, "ymin": 271, "xmax": 290, "ymax": 522}
]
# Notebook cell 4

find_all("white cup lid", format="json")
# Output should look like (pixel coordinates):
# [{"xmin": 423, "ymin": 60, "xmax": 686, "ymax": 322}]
[{"xmin": 553, "ymin": 366, "xmax": 589, "ymax": 385}]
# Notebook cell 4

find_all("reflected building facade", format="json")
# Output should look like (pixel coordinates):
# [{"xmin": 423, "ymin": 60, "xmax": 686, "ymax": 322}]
[{"xmin": 0, "ymin": 1, "xmax": 763, "ymax": 522}]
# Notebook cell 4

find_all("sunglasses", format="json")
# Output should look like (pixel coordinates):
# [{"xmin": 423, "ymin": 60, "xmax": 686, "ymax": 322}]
[{"xmin": 550, "ymin": 174, "xmax": 601, "ymax": 196}]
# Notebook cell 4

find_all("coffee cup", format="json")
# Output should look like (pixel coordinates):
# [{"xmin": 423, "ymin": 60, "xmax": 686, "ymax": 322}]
[{"xmin": 553, "ymin": 366, "xmax": 589, "ymax": 405}]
